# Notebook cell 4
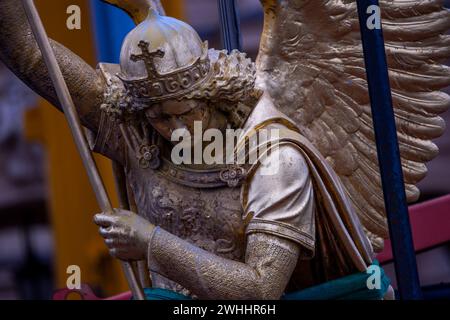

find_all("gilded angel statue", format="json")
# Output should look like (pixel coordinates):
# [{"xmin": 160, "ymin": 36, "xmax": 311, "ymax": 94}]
[{"xmin": 1, "ymin": 0, "xmax": 449, "ymax": 300}]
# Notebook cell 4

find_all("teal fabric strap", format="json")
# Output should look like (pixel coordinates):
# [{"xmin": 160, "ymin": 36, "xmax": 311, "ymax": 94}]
[
  {"xmin": 283, "ymin": 261, "xmax": 391, "ymax": 300},
  {"xmin": 143, "ymin": 288, "xmax": 192, "ymax": 301}
]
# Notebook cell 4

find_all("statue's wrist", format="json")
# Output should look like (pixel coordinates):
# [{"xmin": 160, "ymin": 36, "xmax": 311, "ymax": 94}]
[
  {"xmin": 147, "ymin": 223, "xmax": 156, "ymax": 243},
  {"xmin": 146, "ymin": 226, "xmax": 163, "ymax": 274},
  {"xmin": 146, "ymin": 225, "xmax": 158, "ymax": 258}
]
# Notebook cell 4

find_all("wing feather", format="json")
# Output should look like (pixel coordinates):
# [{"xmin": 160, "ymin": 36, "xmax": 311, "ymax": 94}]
[{"xmin": 257, "ymin": 0, "xmax": 450, "ymax": 251}]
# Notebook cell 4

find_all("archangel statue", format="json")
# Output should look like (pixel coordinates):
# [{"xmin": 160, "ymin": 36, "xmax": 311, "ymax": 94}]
[{"xmin": 1, "ymin": 0, "xmax": 449, "ymax": 300}]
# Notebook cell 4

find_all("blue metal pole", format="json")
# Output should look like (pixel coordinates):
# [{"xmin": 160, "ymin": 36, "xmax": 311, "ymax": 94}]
[
  {"xmin": 217, "ymin": 0, "xmax": 242, "ymax": 51},
  {"xmin": 90, "ymin": 1, "xmax": 135, "ymax": 63},
  {"xmin": 356, "ymin": 0, "xmax": 422, "ymax": 300}
]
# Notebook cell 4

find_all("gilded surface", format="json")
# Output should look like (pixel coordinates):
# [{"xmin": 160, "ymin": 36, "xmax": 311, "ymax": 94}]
[
  {"xmin": 256, "ymin": 0, "xmax": 450, "ymax": 251},
  {"xmin": 1, "ymin": 0, "xmax": 449, "ymax": 300}
]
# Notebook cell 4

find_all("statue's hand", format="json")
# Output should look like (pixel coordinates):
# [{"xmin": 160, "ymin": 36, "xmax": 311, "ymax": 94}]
[{"xmin": 94, "ymin": 209, "xmax": 155, "ymax": 261}]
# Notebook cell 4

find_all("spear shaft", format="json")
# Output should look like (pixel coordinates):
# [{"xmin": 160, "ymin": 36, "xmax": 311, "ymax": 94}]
[{"xmin": 21, "ymin": 0, "xmax": 145, "ymax": 300}]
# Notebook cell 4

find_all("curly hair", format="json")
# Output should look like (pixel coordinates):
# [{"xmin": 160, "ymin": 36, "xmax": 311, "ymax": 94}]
[
  {"xmin": 101, "ymin": 49, "xmax": 262, "ymax": 127},
  {"xmin": 184, "ymin": 49, "xmax": 261, "ymax": 103},
  {"xmin": 183, "ymin": 49, "xmax": 262, "ymax": 127}
]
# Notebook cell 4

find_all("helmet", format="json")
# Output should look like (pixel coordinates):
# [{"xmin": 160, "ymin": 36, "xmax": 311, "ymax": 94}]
[{"xmin": 118, "ymin": 9, "xmax": 211, "ymax": 108}]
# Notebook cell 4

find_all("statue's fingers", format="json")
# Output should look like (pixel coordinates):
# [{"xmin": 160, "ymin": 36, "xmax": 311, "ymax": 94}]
[
  {"xmin": 104, "ymin": 238, "xmax": 126, "ymax": 248},
  {"xmin": 104, "ymin": 238, "xmax": 115, "ymax": 248},
  {"xmin": 94, "ymin": 214, "xmax": 116, "ymax": 227},
  {"xmin": 108, "ymin": 248, "xmax": 127, "ymax": 260},
  {"xmin": 99, "ymin": 227, "xmax": 113, "ymax": 238},
  {"xmin": 104, "ymin": 236, "xmax": 127, "ymax": 245},
  {"xmin": 99, "ymin": 227, "xmax": 127, "ymax": 240}
]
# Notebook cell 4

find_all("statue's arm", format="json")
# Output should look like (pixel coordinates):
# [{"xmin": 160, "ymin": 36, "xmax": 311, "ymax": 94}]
[
  {"xmin": 94, "ymin": 145, "xmax": 313, "ymax": 299},
  {"xmin": 147, "ymin": 146, "xmax": 314, "ymax": 300},
  {"xmin": 148, "ymin": 229, "xmax": 300, "ymax": 300},
  {"xmin": 0, "ymin": 0, "xmax": 104, "ymax": 131}
]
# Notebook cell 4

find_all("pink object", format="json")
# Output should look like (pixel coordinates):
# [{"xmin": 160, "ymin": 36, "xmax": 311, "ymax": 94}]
[
  {"xmin": 53, "ymin": 284, "xmax": 101, "ymax": 300},
  {"xmin": 53, "ymin": 284, "xmax": 132, "ymax": 300},
  {"xmin": 105, "ymin": 291, "xmax": 133, "ymax": 300},
  {"xmin": 377, "ymin": 194, "xmax": 450, "ymax": 263}
]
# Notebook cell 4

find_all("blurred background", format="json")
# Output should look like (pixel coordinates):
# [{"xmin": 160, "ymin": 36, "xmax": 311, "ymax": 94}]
[{"xmin": 0, "ymin": 0, "xmax": 449, "ymax": 299}]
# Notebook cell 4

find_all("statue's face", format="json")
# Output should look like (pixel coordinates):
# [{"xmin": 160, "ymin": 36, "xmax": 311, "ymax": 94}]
[{"xmin": 145, "ymin": 99, "xmax": 213, "ymax": 142}]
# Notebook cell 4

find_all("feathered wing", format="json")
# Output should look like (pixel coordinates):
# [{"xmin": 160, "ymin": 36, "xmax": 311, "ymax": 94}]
[
  {"xmin": 101, "ymin": 0, "xmax": 165, "ymax": 24},
  {"xmin": 256, "ymin": 0, "xmax": 450, "ymax": 251}
]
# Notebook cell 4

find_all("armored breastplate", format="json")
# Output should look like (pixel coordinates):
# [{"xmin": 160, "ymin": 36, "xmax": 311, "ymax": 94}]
[
  {"xmin": 127, "ymin": 156, "xmax": 246, "ymax": 258},
  {"xmin": 125, "ymin": 149, "xmax": 247, "ymax": 294}
]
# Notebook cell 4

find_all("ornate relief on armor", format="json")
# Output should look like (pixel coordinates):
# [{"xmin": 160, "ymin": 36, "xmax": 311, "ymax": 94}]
[
  {"xmin": 144, "ymin": 184, "xmax": 245, "ymax": 261},
  {"xmin": 219, "ymin": 165, "xmax": 247, "ymax": 188},
  {"xmin": 137, "ymin": 144, "xmax": 161, "ymax": 170},
  {"xmin": 155, "ymin": 159, "xmax": 247, "ymax": 189}
]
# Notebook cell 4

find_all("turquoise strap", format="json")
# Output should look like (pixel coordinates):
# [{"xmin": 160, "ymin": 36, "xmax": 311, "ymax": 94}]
[
  {"xmin": 142, "ymin": 288, "xmax": 192, "ymax": 301},
  {"xmin": 283, "ymin": 261, "xmax": 391, "ymax": 300}
]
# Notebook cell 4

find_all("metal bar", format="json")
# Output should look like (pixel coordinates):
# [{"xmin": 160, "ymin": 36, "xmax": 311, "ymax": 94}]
[
  {"xmin": 91, "ymin": 1, "xmax": 133, "ymax": 63},
  {"xmin": 21, "ymin": 0, "xmax": 145, "ymax": 300},
  {"xmin": 356, "ymin": 0, "xmax": 422, "ymax": 300},
  {"xmin": 217, "ymin": 0, "xmax": 242, "ymax": 51}
]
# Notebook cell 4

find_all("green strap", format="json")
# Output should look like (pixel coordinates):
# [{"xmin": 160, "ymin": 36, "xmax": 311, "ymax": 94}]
[
  {"xmin": 143, "ymin": 288, "xmax": 192, "ymax": 301},
  {"xmin": 282, "ymin": 261, "xmax": 391, "ymax": 300}
]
